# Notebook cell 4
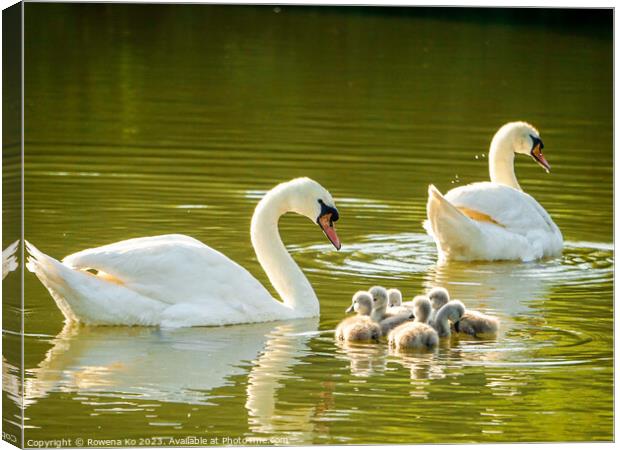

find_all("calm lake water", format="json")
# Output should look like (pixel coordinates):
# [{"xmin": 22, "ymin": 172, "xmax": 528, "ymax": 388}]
[{"xmin": 3, "ymin": 4, "xmax": 613, "ymax": 445}]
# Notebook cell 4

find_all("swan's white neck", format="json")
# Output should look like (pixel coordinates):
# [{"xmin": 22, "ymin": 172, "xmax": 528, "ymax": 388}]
[
  {"xmin": 489, "ymin": 130, "xmax": 521, "ymax": 190},
  {"xmin": 250, "ymin": 188, "xmax": 319, "ymax": 316}
]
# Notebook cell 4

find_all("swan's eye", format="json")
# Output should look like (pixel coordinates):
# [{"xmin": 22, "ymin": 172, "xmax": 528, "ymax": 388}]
[
  {"xmin": 530, "ymin": 134, "xmax": 544, "ymax": 150},
  {"xmin": 316, "ymin": 199, "xmax": 339, "ymax": 223}
]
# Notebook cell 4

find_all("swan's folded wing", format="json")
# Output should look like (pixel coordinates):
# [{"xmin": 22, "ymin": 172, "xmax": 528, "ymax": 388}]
[
  {"xmin": 62, "ymin": 234, "xmax": 274, "ymax": 307},
  {"xmin": 445, "ymin": 182, "xmax": 560, "ymax": 236}
]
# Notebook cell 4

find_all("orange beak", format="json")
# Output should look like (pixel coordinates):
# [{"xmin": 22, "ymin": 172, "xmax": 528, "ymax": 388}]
[
  {"xmin": 531, "ymin": 143, "xmax": 550, "ymax": 173},
  {"xmin": 318, "ymin": 213, "xmax": 341, "ymax": 250}
]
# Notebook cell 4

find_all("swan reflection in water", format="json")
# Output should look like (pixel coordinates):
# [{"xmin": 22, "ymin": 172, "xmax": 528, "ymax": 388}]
[
  {"xmin": 424, "ymin": 258, "xmax": 552, "ymax": 319},
  {"xmin": 245, "ymin": 320, "xmax": 332, "ymax": 441},
  {"xmin": 424, "ymin": 241, "xmax": 612, "ymax": 318},
  {"xmin": 21, "ymin": 318, "xmax": 322, "ymax": 440}
]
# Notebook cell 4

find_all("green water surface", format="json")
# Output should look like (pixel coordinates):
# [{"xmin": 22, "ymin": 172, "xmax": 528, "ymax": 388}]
[{"xmin": 3, "ymin": 4, "xmax": 613, "ymax": 445}]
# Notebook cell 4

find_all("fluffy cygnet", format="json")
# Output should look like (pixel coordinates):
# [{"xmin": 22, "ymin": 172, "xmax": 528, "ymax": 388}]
[
  {"xmin": 388, "ymin": 296, "xmax": 438, "ymax": 350},
  {"xmin": 369, "ymin": 286, "xmax": 413, "ymax": 336},
  {"xmin": 336, "ymin": 291, "xmax": 381, "ymax": 342},
  {"xmin": 429, "ymin": 287, "xmax": 499, "ymax": 337},
  {"xmin": 345, "ymin": 290, "xmax": 373, "ymax": 315},
  {"xmin": 428, "ymin": 287, "xmax": 450, "ymax": 322},
  {"xmin": 432, "ymin": 300, "xmax": 466, "ymax": 337},
  {"xmin": 455, "ymin": 309, "xmax": 500, "ymax": 337},
  {"xmin": 387, "ymin": 288, "xmax": 414, "ymax": 315},
  {"xmin": 388, "ymin": 288, "xmax": 402, "ymax": 307},
  {"xmin": 412, "ymin": 295, "xmax": 432, "ymax": 323}
]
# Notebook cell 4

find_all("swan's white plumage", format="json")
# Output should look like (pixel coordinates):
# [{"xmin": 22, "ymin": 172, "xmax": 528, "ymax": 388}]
[
  {"xmin": 27, "ymin": 234, "xmax": 305, "ymax": 327},
  {"xmin": 426, "ymin": 184, "xmax": 562, "ymax": 262},
  {"xmin": 62, "ymin": 235, "xmax": 273, "ymax": 307},
  {"xmin": 3, "ymin": 240, "xmax": 19, "ymax": 279},
  {"xmin": 425, "ymin": 122, "xmax": 563, "ymax": 262},
  {"xmin": 445, "ymin": 182, "xmax": 559, "ymax": 236},
  {"xmin": 26, "ymin": 178, "xmax": 340, "ymax": 327},
  {"xmin": 26, "ymin": 240, "xmax": 167, "ymax": 326}
]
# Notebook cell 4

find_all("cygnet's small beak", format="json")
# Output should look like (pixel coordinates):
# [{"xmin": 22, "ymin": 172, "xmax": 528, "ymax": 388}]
[
  {"xmin": 345, "ymin": 304, "xmax": 355, "ymax": 313},
  {"xmin": 531, "ymin": 141, "xmax": 550, "ymax": 173},
  {"xmin": 318, "ymin": 212, "xmax": 341, "ymax": 250}
]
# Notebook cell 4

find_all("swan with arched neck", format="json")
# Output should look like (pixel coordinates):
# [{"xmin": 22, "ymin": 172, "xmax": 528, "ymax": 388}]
[
  {"xmin": 26, "ymin": 178, "xmax": 341, "ymax": 327},
  {"xmin": 425, "ymin": 121, "xmax": 563, "ymax": 262}
]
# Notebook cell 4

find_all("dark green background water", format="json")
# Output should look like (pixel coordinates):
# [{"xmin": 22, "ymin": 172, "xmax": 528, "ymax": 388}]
[{"xmin": 3, "ymin": 4, "xmax": 613, "ymax": 445}]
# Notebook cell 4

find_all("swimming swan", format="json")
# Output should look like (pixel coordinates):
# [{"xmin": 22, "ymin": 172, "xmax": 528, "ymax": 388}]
[
  {"xmin": 388, "ymin": 296, "xmax": 438, "ymax": 350},
  {"xmin": 425, "ymin": 121, "xmax": 563, "ymax": 262},
  {"xmin": 335, "ymin": 291, "xmax": 380, "ymax": 342},
  {"xmin": 369, "ymin": 286, "xmax": 413, "ymax": 336},
  {"xmin": 25, "ymin": 178, "xmax": 341, "ymax": 327}
]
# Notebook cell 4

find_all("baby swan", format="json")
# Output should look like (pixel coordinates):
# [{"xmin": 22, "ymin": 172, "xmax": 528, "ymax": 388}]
[
  {"xmin": 369, "ymin": 286, "xmax": 413, "ymax": 336},
  {"xmin": 432, "ymin": 300, "xmax": 466, "ymax": 337},
  {"xmin": 387, "ymin": 288, "xmax": 413, "ymax": 315},
  {"xmin": 336, "ymin": 291, "xmax": 381, "ymax": 342},
  {"xmin": 388, "ymin": 288, "xmax": 402, "ymax": 307},
  {"xmin": 388, "ymin": 296, "xmax": 438, "ymax": 351},
  {"xmin": 428, "ymin": 287, "xmax": 450, "ymax": 322},
  {"xmin": 429, "ymin": 287, "xmax": 499, "ymax": 337},
  {"xmin": 455, "ymin": 309, "xmax": 500, "ymax": 337}
]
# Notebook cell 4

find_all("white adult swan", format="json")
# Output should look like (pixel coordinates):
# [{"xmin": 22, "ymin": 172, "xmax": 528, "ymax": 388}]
[
  {"xmin": 425, "ymin": 121, "xmax": 563, "ymax": 262},
  {"xmin": 26, "ymin": 178, "xmax": 341, "ymax": 327}
]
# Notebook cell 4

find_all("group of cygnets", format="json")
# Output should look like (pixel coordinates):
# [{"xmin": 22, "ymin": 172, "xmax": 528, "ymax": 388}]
[{"xmin": 335, "ymin": 286, "xmax": 500, "ymax": 351}]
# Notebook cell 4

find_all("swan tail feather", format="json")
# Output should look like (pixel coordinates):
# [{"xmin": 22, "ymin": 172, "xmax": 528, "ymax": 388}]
[
  {"xmin": 425, "ymin": 185, "xmax": 483, "ymax": 260},
  {"xmin": 25, "ymin": 240, "xmax": 59, "ymax": 279},
  {"xmin": 26, "ymin": 240, "xmax": 166, "ymax": 326},
  {"xmin": 3, "ymin": 240, "xmax": 19, "ymax": 259},
  {"xmin": 2, "ymin": 240, "xmax": 20, "ymax": 279},
  {"xmin": 25, "ymin": 240, "xmax": 82, "ymax": 322}
]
